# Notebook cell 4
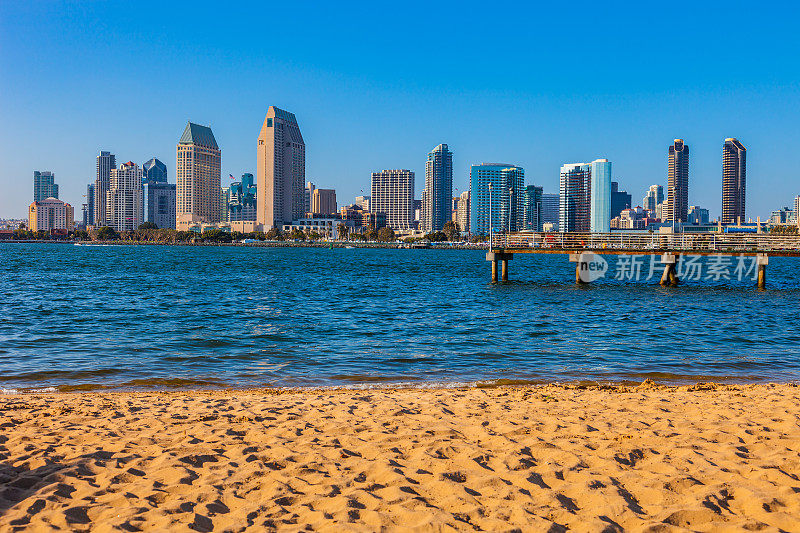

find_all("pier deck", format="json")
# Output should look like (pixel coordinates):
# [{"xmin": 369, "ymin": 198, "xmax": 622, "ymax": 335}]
[{"xmin": 486, "ymin": 232, "xmax": 800, "ymax": 287}]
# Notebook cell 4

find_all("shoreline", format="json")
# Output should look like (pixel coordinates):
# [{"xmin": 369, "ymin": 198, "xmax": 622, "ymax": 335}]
[
  {"xmin": 2, "ymin": 382, "xmax": 799, "ymax": 530},
  {"xmin": 4, "ymin": 376, "xmax": 800, "ymax": 395},
  {"xmin": 0, "ymin": 240, "xmax": 487, "ymax": 250}
]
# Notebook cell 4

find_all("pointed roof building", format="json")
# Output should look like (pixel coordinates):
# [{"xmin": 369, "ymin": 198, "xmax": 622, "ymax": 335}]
[{"xmin": 179, "ymin": 122, "xmax": 219, "ymax": 150}]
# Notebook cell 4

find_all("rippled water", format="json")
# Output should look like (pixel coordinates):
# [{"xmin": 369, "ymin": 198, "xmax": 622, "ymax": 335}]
[{"xmin": 2, "ymin": 243, "xmax": 800, "ymax": 391}]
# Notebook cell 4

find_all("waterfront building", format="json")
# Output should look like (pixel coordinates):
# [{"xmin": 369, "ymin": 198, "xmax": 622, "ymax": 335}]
[
  {"xmin": 143, "ymin": 158, "xmax": 167, "ymax": 184},
  {"xmin": 469, "ymin": 163, "xmax": 524, "ymax": 235},
  {"xmin": 421, "ymin": 143, "xmax": 453, "ymax": 232},
  {"xmin": 33, "ymin": 171, "xmax": 58, "ymax": 202},
  {"xmin": 456, "ymin": 190, "xmax": 470, "ymax": 234},
  {"xmin": 371, "ymin": 169, "xmax": 415, "ymax": 230},
  {"xmin": 611, "ymin": 182, "xmax": 632, "ymax": 220},
  {"xmin": 413, "ymin": 199, "xmax": 422, "ymax": 229},
  {"xmin": 666, "ymin": 139, "xmax": 689, "ymax": 223},
  {"xmin": 687, "ymin": 205, "xmax": 710, "ymax": 225},
  {"xmin": 611, "ymin": 206, "xmax": 660, "ymax": 230},
  {"xmin": 642, "ymin": 184, "xmax": 664, "ymax": 212},
  {"xmin": 355, "ymin": 195, "xmax": 370, "ymax": 211},
  {"xmin": 541, "ymin": 193, "xmax": 559, "ymax": 231},
  {"xmin": 312, "ymin": 188, "xmax": 337, "ymax": 215},
  {"xmin": 28, "ymin": 197, "xmax": 74, "ymax": 232},
  {"xmin": 340, "ymin": 204, "xmax": 387, "ymax": 231},
  {"xmin": 304, "ymin": 182, "xmax": 316, "ymax": 215},
  {"xmin": 227, "ymin": 173, "xmax": 257, "ymax": 222},
  {"xmin": 176, "ymin": 122, "xmax": 221, "ymax": 227},
  {"xmin": 257, "ymin": 106, "xmax": 305, "ymax": 229},
  {"xmin": 559, "ymin": 163, "xmax": 591, "ymax": 232},
  {"xmin": 722, "ymin": 138, "xmax": 747, "ymax": 224},
  {"xmin": 143, "ymin": 182, "xmax": 176, "ymax": 229},
  {"xmin": 107, "ymin": 161, "xmax": 143, "ymax": 232},
  {"xmin": 522, "ymin": 185, "xmax": 543, "ymax": 231},
  {"xmin": 94, "ymin": 151, "xmax": 116, "ymax": 227},
  {"xmin": 86, "ymin": 184, "xmax": 95, "ymax": 226},
  {"xmin": 590, "ymin": 159, "xmax": 611, "ymax": 233}
]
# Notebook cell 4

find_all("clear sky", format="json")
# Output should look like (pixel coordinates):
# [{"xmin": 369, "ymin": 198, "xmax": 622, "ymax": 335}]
[{"xmin": 2, "ymin": 1, "xmax": 799, "ymax": 220}]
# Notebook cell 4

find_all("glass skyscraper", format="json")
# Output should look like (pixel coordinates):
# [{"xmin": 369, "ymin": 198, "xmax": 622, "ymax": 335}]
[
  {"xmin": 421, "ymin": 144, "xmax": 453, "ymax": 232},
  {"xmin": 33, "ymin": 171, "xmax": 58, "ymax": 202},
  {"xmin": 666, "ymin": 139, "xmax": 689, "ymax": 223},
  {"xmin": 522, "ymin": 185, "xmax": 543, "ymax": 231},
  {"xmin": 559, "ymin": 163, "xmax": 591, "ymax": 232},
  {"xmin": 722, "ymin": 138, "xmax": 746, "ymax": 224},
  {"xmin": 590, "ymin": 159, "xmax": 611, "ymax": 233},
  {"xmin": 469, "ymin": 163, "xmax": 524, "ymax": 235},
  {"xmin": 143, "ymin": 157, "xmax": 168, "ymax": 184}
]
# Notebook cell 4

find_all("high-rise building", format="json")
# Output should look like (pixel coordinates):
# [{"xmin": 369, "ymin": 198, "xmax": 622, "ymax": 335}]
[
  {"xmin": 590, "ymin": 159, "xmax": 611, "ymax": 233},
  {"xmin": 688, "ymin": 205, "xmax": 710, "ymax": 225},
  {"xmin": 311, "ymin": 189, "xmax": 337, "ymax": 215},
  {"xmin": 94, "ymin": 151, "xmax": 116, "ymax": 227},
  {"xmin": 227, "ymin": 173, "xmax": 257, "ymax": 222},
  {"xmin": 355, "ymin": 195, "xmax": 370, "ymax": 211},
  {"xmin": 86, "ymin": 184, "xmax": 95, "ymax": 226},
  {"xmin": 421, "ymin": 143, "xmax": 453, "ymax": 232},
  {"xmin": 371, "ymin": 170, "xmax": 415, "ymax": 230},
  {"xmin": 304, "ymin": 182, "xmax": 316, "ymax": 215},
  {"xmin": 176, "ymin": 122, "xmax": 221, "ymax": 226},
  {"xmin": 666, "ymin": 139, "xmax": 689, "ymax": 224},
  {"xmin": 722, "ymin": 138, "xmax": 746, "ymax": 224},
  {"xmin": 28, "ymin": 198, "xmax": 73, "ymax": 232},
  {"xmin": 795, "ymin": 196, "xmax": 800, "ymax": 227},
  {"xmin": 143, "ymin": 183, "xmax": 177, "ymax": 229},
  {"xmin": 611, "ymin": 182, "xmax": 632, "ymax": 220},
  {"xmin": 541, "ymin": 194, "xmax": 559, "ymax": 231},
  {"xmin": 559, "ymin": 163, "xmax": 591, "ymax": 232},
  {"xmin": 33, "ymin": 171, "xmax": 58, "ymax": 202},
  {"xmin": 456, "ymin": 190, "xmax": 470, "ymax": 234},
  {"xmin": 107, "ymin": 161, "xmax": 143, "ymax": 231},
  {"xmin": 642, "ymin": 184, "xmax": 664, "ymax": 212},
  {"xmin": 257, "ymin": 107, "xmax": 305, "ymax": 228},
  {"xmin": 522, "ymin": 185, "xmax": 543, "ymax": 231},
  {"xmin": 143, "ymin": 158, "xmax": 168, "ymax": 184},
  {"xmin": 469, "ymin": 163, "xmax": 524, "ymax": 235}
]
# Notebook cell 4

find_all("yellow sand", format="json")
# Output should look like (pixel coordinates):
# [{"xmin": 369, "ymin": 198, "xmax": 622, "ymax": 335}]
[{"xmin": 1, "ymin": 382, "xmax": 799, "ymax": 532}]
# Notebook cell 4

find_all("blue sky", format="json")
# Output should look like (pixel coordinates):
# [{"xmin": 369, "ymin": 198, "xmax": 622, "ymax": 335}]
[{"xmin": 2, "ymin": 1, "xmax": 799, "ymax": 219}]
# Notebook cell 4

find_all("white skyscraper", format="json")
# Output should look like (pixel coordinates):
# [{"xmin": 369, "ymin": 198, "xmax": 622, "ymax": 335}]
[
  {"xmin": 371, "ymin": 170, "xmax": 415, "ymax": 230},
  {"xmin": 107, "ymin": 161, "xmax": 143, "ymax": 231}
]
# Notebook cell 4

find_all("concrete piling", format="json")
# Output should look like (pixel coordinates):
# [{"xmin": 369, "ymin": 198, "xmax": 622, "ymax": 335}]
[
  {"xmin": 659, "ymin": 254, "xmax": 679, "ymax": 286},
  {"xmin": 757, "ymin": 254, "xmax": 768, "ymax": 290}
]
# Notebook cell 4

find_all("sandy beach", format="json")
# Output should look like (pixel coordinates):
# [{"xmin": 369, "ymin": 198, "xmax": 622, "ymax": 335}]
[{"xmin": 1, "ymin": 382, "xmax": 799, "ymax": 531}]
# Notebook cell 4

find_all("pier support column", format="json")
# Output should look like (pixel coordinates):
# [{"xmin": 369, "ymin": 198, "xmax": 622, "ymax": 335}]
[
  {"xmin": 659, "ymin": 254, "xmax": 679, "ymax": 286},
  {"xmin": 569, "ymin": 253, "xmax": 588, "ymax": 284},
  {"xmin": 757, "ymin": 254, "xmax": 768, "ymax": 290},
  {"xmin": 486, "ymin": 251, "xmax": 513, "ymax": 283}
]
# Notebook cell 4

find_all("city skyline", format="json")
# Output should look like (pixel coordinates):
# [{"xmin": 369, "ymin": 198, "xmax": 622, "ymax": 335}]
[{"xmin": 2, "ymin": 3, "xmax": 800, "ymax": 220}]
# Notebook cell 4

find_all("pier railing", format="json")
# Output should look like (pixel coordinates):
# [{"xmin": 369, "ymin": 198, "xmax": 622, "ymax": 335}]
[{"xmin": 491, "ymin": 232, "xmax": 800, "ymax": 255}]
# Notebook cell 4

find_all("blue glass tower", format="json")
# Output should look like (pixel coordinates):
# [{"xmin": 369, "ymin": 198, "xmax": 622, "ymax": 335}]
[
  {"xmin": 469, "ymin": 163, "xmax": 524, "ymax": 235},
  {"xmin": 590, "ymin": 159, "xmax": 611, "ymax": 233}
]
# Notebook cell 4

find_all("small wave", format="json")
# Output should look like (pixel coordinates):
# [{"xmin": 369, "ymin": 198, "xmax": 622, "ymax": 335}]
[{"xmin": 1, "ymin": 387, "xmax": 57, "ymax": 394}]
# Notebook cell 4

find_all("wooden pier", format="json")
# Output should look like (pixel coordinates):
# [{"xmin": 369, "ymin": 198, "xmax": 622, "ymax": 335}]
[{"xmin": 487, "ymin": 232, "xmax": 800, "ymax": 288}]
